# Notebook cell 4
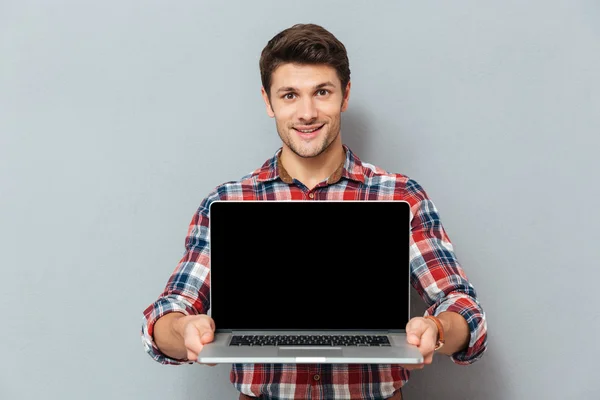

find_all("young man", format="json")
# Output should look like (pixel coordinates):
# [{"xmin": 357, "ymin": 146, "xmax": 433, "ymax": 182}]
[{"xmin": 141, "ymin": 23, "xmax": 487, "ymax": 400}]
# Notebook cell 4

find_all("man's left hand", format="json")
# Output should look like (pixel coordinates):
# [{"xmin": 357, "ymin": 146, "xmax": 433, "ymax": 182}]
[{"xmin": 401, "ymin": 316, "xmax": 439, "ymax": 370}]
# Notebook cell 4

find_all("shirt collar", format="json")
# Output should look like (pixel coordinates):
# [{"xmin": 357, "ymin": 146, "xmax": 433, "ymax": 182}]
[{"xmin": 256, "ymin": 144, "xmax": 366, "ymax": 185}]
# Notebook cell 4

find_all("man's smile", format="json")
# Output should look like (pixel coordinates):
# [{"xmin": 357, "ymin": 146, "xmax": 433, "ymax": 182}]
[{"xmin": 292, "ymin": 124, "xmax": 325, "ymax": 138}]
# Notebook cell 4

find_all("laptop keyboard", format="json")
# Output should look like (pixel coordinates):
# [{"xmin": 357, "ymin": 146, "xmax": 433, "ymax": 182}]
[{"xmin": 229, "ymin": 334, "xmax": 391, "ymax": 347}]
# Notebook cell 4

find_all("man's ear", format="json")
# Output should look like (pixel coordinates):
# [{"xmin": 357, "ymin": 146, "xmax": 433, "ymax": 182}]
[
  {"xmin": 261, "ymin": 87, "xmax": 275, "ymax": 118},
  {"xmin": 341, "ymin": 81, "xmax": 351, "ymax": 112}
]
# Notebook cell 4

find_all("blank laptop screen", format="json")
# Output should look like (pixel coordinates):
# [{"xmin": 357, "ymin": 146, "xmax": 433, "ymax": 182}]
[{"xmin": 209, "ymin": 200, "xmax": 410, "ymax": 331}]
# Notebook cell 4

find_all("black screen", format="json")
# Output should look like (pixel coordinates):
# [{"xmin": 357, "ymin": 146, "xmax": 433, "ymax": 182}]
[{"xmin": 209, "ymin": 200, "xmax": 410, "ymax": 331}]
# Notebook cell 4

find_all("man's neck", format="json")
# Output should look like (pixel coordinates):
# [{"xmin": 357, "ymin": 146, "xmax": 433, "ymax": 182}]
[{"xmin": 279, "ymin": 143, "xmax": 346, "ymax": 190}]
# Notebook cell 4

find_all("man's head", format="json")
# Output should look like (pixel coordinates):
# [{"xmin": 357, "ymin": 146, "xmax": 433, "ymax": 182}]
[
  {"xmin": 259, "ymin": 24, "xmax": 351, "ymax": 159},
  {"xmin": 260, "ymin": 23, "xmax": 351, "ymax": 100}
]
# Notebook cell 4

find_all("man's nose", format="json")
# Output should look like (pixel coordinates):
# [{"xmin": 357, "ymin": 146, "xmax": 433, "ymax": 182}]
[{"xmin": 297, "ymin": 97, "xmax": 318, "ymax": 122}]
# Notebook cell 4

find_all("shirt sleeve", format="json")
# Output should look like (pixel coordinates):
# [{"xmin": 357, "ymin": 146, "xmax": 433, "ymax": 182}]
[
  {"xmin": 405, "ymin": 179, "xmax": 488, "ymax": 365},
  {"xmin": 140, "ymin": 190, "xmax": 220, "ymax": 365}
]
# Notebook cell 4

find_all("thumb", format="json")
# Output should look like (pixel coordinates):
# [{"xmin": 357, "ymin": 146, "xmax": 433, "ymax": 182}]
[
  {"xmin": 200, "ymin": 330, "xmax": 214, "ymax": 344},
  {"xmin": 195, "ymin": 316, "xmax": 215, "ymax": 344},
  {"xmin": 182, "ymin": 316, "xmax": 214, "ymax": 360},
  {"xmin": 405, "ymin": 318, "xmax": 427, "ymax": 346},
  {"xmin": 184, "ymin": 333, "xmax": 204, "ymax": 361}
]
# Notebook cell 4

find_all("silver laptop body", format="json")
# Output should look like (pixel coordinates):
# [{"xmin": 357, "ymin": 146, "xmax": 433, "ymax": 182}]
[{"xmin": 198, "ymin": 200, "xmax": 423, "ymax": 364}]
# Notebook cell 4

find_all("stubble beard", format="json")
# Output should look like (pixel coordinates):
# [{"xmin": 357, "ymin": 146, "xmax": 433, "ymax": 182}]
[{"xmin": 276, "ymin": 118, "xmax": 341, "ymax": 159}]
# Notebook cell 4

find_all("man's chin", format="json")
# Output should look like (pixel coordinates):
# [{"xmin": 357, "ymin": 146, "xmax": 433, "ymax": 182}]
[{"xmin": 288, "ymin": 141, "xmax": 330, "ymax": 159}]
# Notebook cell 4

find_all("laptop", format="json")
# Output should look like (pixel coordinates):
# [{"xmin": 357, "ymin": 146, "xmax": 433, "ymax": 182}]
[{"xmin": 198, "ymin": 200, "xmax": 424, "ymax": 364}]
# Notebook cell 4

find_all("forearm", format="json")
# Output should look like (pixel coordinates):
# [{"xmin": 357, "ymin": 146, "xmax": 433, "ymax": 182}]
[
  {"xmin": 153, "ymin": 312, "xmax": 189, "ymax": 360},
  {"xmin": 437, "ymin": 311, "xmax": 470, "ymax": 356}
]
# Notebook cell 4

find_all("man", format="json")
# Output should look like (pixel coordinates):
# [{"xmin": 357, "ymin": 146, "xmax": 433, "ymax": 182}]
[{"xmin": 141, "ymin": 23, "xmax": 487, "ymax": 399}]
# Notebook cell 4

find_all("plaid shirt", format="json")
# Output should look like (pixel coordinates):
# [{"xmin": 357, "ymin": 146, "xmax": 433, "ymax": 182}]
[{"xmin": 141, "ymin": 145, "xmax": 487, "ymax": 399}]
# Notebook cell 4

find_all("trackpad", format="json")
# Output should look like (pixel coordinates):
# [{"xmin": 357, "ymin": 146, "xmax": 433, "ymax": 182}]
[{"xmin": 278, "ymin": 348, "xmax": 343, "ymax": 358}]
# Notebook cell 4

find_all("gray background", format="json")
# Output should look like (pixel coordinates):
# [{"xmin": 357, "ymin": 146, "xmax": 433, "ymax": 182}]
[{"xmin": 1, "ymin": 0, "xmax": 599, "ymax": 399}]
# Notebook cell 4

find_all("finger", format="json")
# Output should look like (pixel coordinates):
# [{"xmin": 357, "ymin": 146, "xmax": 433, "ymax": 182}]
[
  {"xmin": 200, "ymin": 330, "xmax": 214, "ymax": 344},
  {"xmin": 406, "ymin": 332, "xmax": 421, "ymax": 346},
  {"xmin": 420, "ymin": 321, "xmax": 437, "ymax": 349},
  {"xmin": 195, "ymin": 316, "xmax": 216, "ymax": 340},
  {"xmin": 183, "ymin": 323, "xmax": 204, "ymax": 361},
  {"xmin": 187, "ymin": 349, "xmax": 199, "ymax": 361},
  {"xmin": 419, "ymin": 331, "xmax": 437, "ymax": 364},
  {"xmin": 196, "ymin": 362, "xmax": 218, "ymax": 367},
  {"xmin": 405, "ymin": 319, "xmax": 427, "ymax": 346},
  {"xmin": 206, "ymin": 316, "xmax": 216, "ymax": 331},
  {"xmin": 185, "ymin": 315, "xmax": 216, "ymax": 360},
  {"xmin": 406, "ymin": 318, "xmax": 428, "ymax": 334},
  {"xmin": 184, "ymin": 329, "xmax": 204, "ymax": 361}
]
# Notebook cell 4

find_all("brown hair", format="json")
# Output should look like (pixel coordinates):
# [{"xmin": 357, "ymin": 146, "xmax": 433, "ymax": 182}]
[{"xmin": 259, "ymin": 23, "xmax": 351, "ymax": 98}]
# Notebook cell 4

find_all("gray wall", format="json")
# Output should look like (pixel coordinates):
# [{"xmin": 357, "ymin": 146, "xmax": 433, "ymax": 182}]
[{"xmin": 1, "ymin": 1, "xmax": 599, "ymax": 399}]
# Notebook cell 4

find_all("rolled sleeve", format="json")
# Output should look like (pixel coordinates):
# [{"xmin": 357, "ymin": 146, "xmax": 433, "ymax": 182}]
[
  {"xmin": 425, "ymin": 294, "xmax": 488, "ymax": 365},
  {"xmin": 141, "ymin": 297, "xmax": 195, "ymax": 365},
  {"xmin": 140, "ymin": 191, "xmax": 218, "ymax": 365},
  {"xmin": 407, "ymin": 179, "xmax": 488, "ymax": 365}
]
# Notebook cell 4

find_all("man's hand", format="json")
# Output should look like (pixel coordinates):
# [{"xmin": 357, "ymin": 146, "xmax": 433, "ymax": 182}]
[
  {"xmin": 176, "ymin": 314, "xmax": 216, "ymax": 364},
  {"xmin": 154, "ymin": 312, "xmax": 217, "ymax": 366},
  {"xmin": 401, "ymin": 316, "xmax": 439, "ymax": 370}
]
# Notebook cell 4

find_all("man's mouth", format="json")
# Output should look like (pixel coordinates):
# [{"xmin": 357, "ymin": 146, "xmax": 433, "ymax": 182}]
[{"xmin": 293, "ymin": 124, "xmax": 325, "ymax": 134}]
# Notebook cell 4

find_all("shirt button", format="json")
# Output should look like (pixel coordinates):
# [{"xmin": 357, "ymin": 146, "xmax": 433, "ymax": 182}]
[
  {"xmin": 313, "ymin": 374, "xmax": 320, "ymax": 381},
  {"xmin": 308, "ymin": 193, "xmax": 314, "ymax": 199}
]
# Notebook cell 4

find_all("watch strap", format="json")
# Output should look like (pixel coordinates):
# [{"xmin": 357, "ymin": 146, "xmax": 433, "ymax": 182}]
[{"xmin": 424, "ymin": 315, "xmax": 445, "ymax": 350}]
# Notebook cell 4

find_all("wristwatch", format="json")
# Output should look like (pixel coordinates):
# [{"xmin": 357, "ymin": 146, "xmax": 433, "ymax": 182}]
[{"xmin": 424, "ymin": 315, "xmax": 445, "ymax": 350}]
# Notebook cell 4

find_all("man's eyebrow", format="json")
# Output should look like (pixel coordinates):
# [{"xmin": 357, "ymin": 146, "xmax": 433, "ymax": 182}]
[
  {"xmin": 276, "ymin": 81, "xmax": 337, "ymax": 93},
  {"xmin": 314, "ymin": 82, "xmax": 336, "ymax": 89}
]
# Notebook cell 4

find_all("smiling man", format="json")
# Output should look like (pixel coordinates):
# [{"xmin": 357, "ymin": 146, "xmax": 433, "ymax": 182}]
[
  {"xmin": 141, "ymin": 23, "xmax": 488, "ymax": 399},
  {"xmin": 261, "ymin": 62, "xmax": 348, "ymax": 190}
]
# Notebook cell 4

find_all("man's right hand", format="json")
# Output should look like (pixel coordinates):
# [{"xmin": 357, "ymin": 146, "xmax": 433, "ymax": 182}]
[
  {"xmin": 154, "ymin": 312, "xmax": 216, "ymax": 365},
  {"xmin": 176, "ymin": 314, "xmax": 216, "ymax": 362}
]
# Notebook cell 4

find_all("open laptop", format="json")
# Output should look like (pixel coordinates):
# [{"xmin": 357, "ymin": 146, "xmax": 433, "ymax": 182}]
[{"xmin": 198, "ymin": 200, "xmax": 423, "ymax": 364}]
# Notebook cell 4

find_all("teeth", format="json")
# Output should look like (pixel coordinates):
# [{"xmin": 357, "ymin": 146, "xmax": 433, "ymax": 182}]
[{"xmin": 298, "ymin": 127, "xmax": 319, "ymax": 133}]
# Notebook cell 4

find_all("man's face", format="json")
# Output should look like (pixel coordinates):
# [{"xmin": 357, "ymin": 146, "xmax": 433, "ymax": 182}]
[{"xmin": 261, "ymin": 63, "xmax": 351, "ymax": 158}]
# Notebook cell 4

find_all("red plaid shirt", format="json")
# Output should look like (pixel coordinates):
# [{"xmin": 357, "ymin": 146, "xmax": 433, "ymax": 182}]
[{"xmin": 142, "ymin": 145, "xmax": 487, "ymax": 399}]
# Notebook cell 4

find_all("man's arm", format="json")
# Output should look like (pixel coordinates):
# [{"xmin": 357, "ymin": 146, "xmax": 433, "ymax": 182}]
[
  {"xmin": 436, "ymin": 311, "xmax": 470, "ymax": 356},
  {"xmin": 405, "ymin": 178, "xmax": 488, "ymax": 365},
  {"xmin": 141, "ymin": 191, "xmax": 219, "ymax": 365}
]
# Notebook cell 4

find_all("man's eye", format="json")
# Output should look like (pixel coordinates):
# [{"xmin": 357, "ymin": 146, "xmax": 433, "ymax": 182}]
[
  {"xmin": 283, "ymin": 93, "xmax": 296, "ymax": 100},
  {"xmin": 317, "ymin": 89, "xmax": 329, "ymax": 96}
]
